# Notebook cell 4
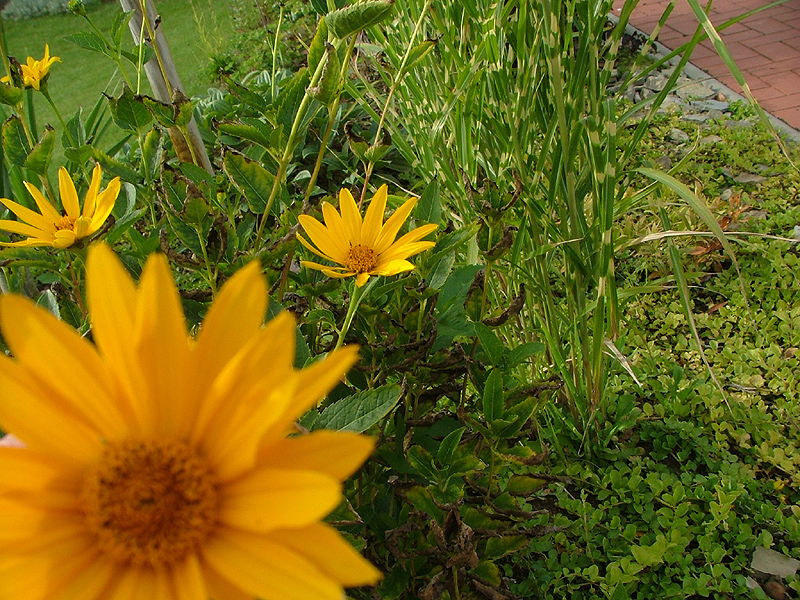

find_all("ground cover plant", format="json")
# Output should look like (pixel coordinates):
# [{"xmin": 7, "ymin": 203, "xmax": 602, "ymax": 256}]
[{"xmin": 0, "ymin": 0, "xmax": 798, "ymax": 599}]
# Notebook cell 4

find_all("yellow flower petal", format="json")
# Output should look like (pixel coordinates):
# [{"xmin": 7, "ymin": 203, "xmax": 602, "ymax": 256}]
[
  {"xmin": 268, "ymin": 524, "xmax": 382, "ymax": 587},
  {"xmin": 58, "ymin": 167, "xmax": 81, "ymax": 218},
  {"xmin": 375, "ymin": 258, "xmax": 415, "ymax": 276},
  {"xmin": 374, "ymin": 195, "xmax": 419, "ymax": 253},
  {"xmin": 258, "ymin": 431, "xmax": 375, "ymax": 480},
  {"xmin": 0, "ymin": 196, "xmax": 54, "ymax": 233},
  {"xmin": 298, "ymin": 215, "xmax": 347, "ymax": 262},
  {"xmin": 220, "ymin": 469, "xmax": 341, "ymax": 532},
  {"xmin": 360, "ymin": 184, "xmax": 388, "ymax": 247},
  {"xmin": 22, "ymin": 181, "xmax": 61, "ymax": 222},
  {"xmin": 204, "ymin": 529, "xmax": 343, "ymax": 600},
  {"xmin": 339, "ymin": 187, "xmax": 362, "ymax": 241},
  {"xmin": 0, "ymin": 294, "xmax": 129, "ymax": 439},
  {"xmin": 203, "ymin": 563, "xmax": 253, "ymax": 600},
  {"xmin": 89, "ymin": 177, "xmax": 120, "ymax": 232},
  {"xmin": 0, "ymin": 217, "xmax": 45, "ymax": 238},
  {"xmin": 82, "ymin": 164, "xmax": 103, "ymax": 218}
]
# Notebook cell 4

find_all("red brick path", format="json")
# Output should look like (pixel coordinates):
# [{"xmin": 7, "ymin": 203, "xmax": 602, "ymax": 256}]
[{"xmin": 612, "ymin": 0, "xmax": 800, "ymax": 131}]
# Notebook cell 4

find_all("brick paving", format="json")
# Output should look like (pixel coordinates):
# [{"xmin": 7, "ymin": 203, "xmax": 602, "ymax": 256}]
[{"xmin": 612, "ymin": 0, "xmax": 800, "ymax": 131}]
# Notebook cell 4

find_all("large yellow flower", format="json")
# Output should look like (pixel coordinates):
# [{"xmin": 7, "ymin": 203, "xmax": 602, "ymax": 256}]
[
  {"xmin": 0, "ymin": 244, "xmax": 381, "ymax": 600},
  {"xmin": 298, "ymin": 185, "xmax": 437, "ymax": 287},
  {"xmin": 0, "ymin": 164, "xmax": 120, "ymax": 248}
]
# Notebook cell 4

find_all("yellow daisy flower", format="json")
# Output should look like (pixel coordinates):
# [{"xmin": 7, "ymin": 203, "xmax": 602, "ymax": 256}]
[
  {"xmin": 298, "ymin": 185, "xmax": 437, "ymax": 287},
  {"xmin": 0, "ymin": 164, "xmax": 120, "ymax": 249},
  {"xmin": 0, "ymin": 244, "xmax": 381, "ymax": 600},
  {"xmin": 2, "ymin": 44, "xmax": 60, "ymax": 90}
]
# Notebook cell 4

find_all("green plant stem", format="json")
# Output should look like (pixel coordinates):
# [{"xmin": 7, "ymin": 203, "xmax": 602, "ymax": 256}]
[
  {"xmin": 139, "ymin": 0, "xmax": 172, "ymax": 98},
  {"xmin": 359, "ymin": 0, "xmax": 433, "ymax": 201},
  {"xmin": 334, "ymin": 278, "xmax": 376, "ymax": 351},
  {"xmin": 41, "ymin": 88, "xmax": 74, "ymax": 147},
  {"xmin": 81, "ymin": 12, "xmax": 134, "ymax": 88},
  {"xmin": 253, "ymin": 48, "xmax": 331, "ymax": 250},
  {"xmin": 270, "ymin": 3, "xmax": 284, "ymax": 101},
  {"xmin": 302, "ymin": 35, "xmax": 358, "ymax": 207}
]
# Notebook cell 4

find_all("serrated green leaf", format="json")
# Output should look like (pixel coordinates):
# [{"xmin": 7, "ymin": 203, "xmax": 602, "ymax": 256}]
[
  {"xmin": 222, "ymin": 75, "xmax": 272, "ymax": 116},
  {"xmin": 325, "ymin": 0, "xmax": 394, "ymax": 39},
  {"xmin": 120, "ymin": 43, "xmax": 155, "ymax": 66},
  {"xmin": 485, "ymin": 536, "xmax": 527, "ymax": 559},
  {"xmin": 314, "ymin": 383, "xmax": 401, "ymax": 432},
  {"xmin": 107, "ymin": 86, "xmax": 152, "ymax": 134},
  {"xmin": 437, "ymin": 426, "xmax": 466, "ymax": 466},
  {"xmin": 308, "ymin": 17, "xmax": 329, "ymax": 72},
  {"xmin": 474, "ymin": 322, "xmax": 504, "ymax": 367},
  {"xmin": 111, "ymin": 10, "xmax": 133, "ymax": 48},
  {"xmin": 223, "ymin": 151, "xmax": 274, "ymax": 214},
  {"xmin": 406, "ymin": 445, "xmax": 440, "ymax": 483},
  {"xmin": 36, "ymin": 289, "xmax": 60, "ymax": 318},
  {"xmin": 416, "ymin": 180, "xmax": 441, "ymax": 225},
  {"xmin": 496, "ymin": 396, "xmax": 538, "ymax": 438},
  {"xmin": 141, "ymin": 95, "xmax": 176, "ymax": 128},
  {"xmin": 216, "ymin": 121, "xmax": 273, "ymax": 149},
  {"xmin": 276, "ymin": 67, "xmax": 310, "ymax": 137},
  {"xmin": 64, "ymin": 106, "xmax": 87, "ymax": 149},
  {"xmin": 91, "ymin": 147, "xmax": 141, "ymax": 183},
  {"xmin": 65, "ymin": 31, "xmax": 110, "ymax": 56},
  {"xmin": 2, "ymin": 116, "xmax": 29, "ymax": 168},
  {"xmin": 404, "ymin": 486, "xmax": 444, "ymax": 519},
  {"xmin": 505, "ymin": 475, "xmax": 548, "ymax": 495},
  {"xmin": 165, "ymin": 210, "xmax": 204, "ymax": 257},
  {"xmin": 471, "ymin": 561, "xmax": 501, "ymax": 586},
  {"xmin": 0, "ymin": 83, "xmax": 23, "ymax": 107},
  {"xmin": 24, "ymin": 125, "xmax": 55, "ymax": 176},
  {"xmin": 142, "ymin": 128, "xmax": 162, "ymax": 182},
  {"xmin": 64, "ymin": 144, "xmax": 94, "ymax": 167},
  {"xmin": 308, "ymin": 43, "xmax": 341, "ymax": 105},
  {"xmin": 506, "ymin": 341, "xmax": 545, "ymax": 367},
  {"xmin": 483, "ymin": 369, "xmax": 504, "ymax": 424},
  {"xmin": 183, "ymin": 194, "xmax": 209, "ymax": 227},
  {"xmin": 401, "ymin": 40, "xmax": 435, "ymax": 75}
]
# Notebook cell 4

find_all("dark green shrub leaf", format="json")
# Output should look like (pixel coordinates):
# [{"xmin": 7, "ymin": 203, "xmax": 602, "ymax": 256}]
[
  {"xmin": 91, "ymin": 147, "xmax": 141, "ymax": 183},
  {"xmin": 141, "ymin": 128, "xmax": 163, "ymax": 182},
  {"xmin": 325, "ymin": 0, "xmax": 395, "ymax": 39},
  {"xmin": 65, "ymin": 31, "xmax": 109, "ymax": 56},
  {"xmin": 308, "ymin": 44, "xmax": 341, "ymax": 105},
  {"xmin": 216, "ymin": 120, "xmax": 274, "ymax": 150},
  {"xmin": 107, "ymin": 86, "xmax": 152, "ymax": 134},
  {"xmin": 485, "ymin": 536, "xmax": 527, "ymax": 559},
  {"xmin": 474, "ymin": 322, "xmax": 504, "ymax": 367},
  {"xmin": 483, "ymin": 369, "xmax": 504, "ymax": 424},
  {"xmin": 310, "ymin": 0, "xmax": 345, "ymax": 15},
  {"xmin": 416, "ymin": 180, "xmax": 441, "ymax": 225},
  {"xmin": 314, "ymin": 383, "xmax": 401, "ymax": 432},
  {"xmin": 437, "ymin": 426, "xmax": 466, "ymax": 466},
  {"xmin": 506, "ymin": 341, "xmax": 545, "ymax": 367},
  {"xmin": 24, "ymin": 125, "xmax": 55, "ymax": 176},
  {"xmin": 308, "ymin": 18, "xmax": 328, "ymax": 72},
  {"xmin": 401, "ymin": 40, "xmax": 436, "ymax": 75},
  {"xmin": 0, "ymin": 83, "xmax": 23, "ymax": 107},
  {"xmin": 275, "ymin": 67, "xmax": 310, "ymax": 137},
  {"xmin": 2, "ymin": 116, "xmax": 29, "ymax": 167},
  {"xmin": 505, "ymin": 475, "xmax": 548, "ymax": 494},
  {"xmin": 223, "ymin": 151, "xmax": 274, "ymax": 214},
  {"xmin": 407, "ymin": 445, "xmax": 440, "ymax": 483},
  {"xmin": 142, "ymin": 95, "xmax": 176, "ymax": 128}
]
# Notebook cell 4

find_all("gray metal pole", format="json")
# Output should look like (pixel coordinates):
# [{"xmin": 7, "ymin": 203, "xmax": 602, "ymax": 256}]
[{"xmin": 118, "ymin": 0, "xmax": 214, "ymax": 174}]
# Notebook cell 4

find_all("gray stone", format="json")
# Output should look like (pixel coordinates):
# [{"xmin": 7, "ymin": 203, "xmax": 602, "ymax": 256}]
[
  {"xmin": 690, "ymin": 99, "xmax": 730, "ymax": 112},
  {"xmin": 734, "ymin": 172, "xmax": 767, "ymax": 184},
  {"xmin": 654, "ymin": 155, "xmax": 672, "ymax": 169},
  {"xmin": 676, "ymin": 81, "xmax": 716, "ymax": 99},
  {"xmin": 751, "ymin": 546, "xmax": 799, "ymax": 579},
  {"xmin": 668, "ymin": 128, "xmax": 690, "ymax": 143},
  {"xmin": 725, "ymin": 119, "xmax": 753, "ymax": 129},
  {"xmin": 699, "ymin": 135, "xmax": 723, "ymax": 144},
  {"xmin": 644, "ymin": 74, "xmax": 669, "ymax": 92},
  {"xmin": 720, "ymin": 188, "xmax": 733, "ymax": 201}
]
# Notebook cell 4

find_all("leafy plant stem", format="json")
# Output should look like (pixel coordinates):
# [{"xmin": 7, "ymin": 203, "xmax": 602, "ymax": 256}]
[
  {"xmin": 254, "ymin": 49, "xmax": 331, "ymax": 249},
  {"xmin": 270, "ymin": 3, "xmax": 284, "ymax": 101},
  {"xmin": 334, "ymin": 278, "xmax": 376, "ymax": 351},
  {"xmin": 80, "ymin": 11, "xmax": 134, "ymax": 89},
  {"xmin": 302, "ymin": 34, "xmax": 358, "ymax": 207},
  {"xmin": 359, "ymin": 0, "xmax": 433, "ymax": 202}
]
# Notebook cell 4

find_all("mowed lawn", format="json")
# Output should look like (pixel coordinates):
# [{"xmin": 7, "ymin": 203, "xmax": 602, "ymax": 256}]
[{"xmin": 1, "ymin": 0, "xmax": 233, "ymax": 162}]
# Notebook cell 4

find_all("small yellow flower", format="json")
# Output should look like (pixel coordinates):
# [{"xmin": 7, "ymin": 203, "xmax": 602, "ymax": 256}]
[
  {"xmin": 298, "ymin": 185, "xmax": 437, "ymax": 287},
  {"xmin": 0, "ymin": 243, "xmax": 381, "ymax": 599},
  {"xmin": 0, "ymin": 164, "xmax": 120, "ymax": 249},
  {"xmin": 1, "ymin": 44, "xmax": 60, "ymax": 90}
]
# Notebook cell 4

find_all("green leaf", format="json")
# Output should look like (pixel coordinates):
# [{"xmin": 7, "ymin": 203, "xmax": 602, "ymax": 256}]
[
  {"xmin": 0, "ymin": 83, "xmax": 23, "ymax": 107},
  {"xmin": 472, "ymin": 561, "xmax": 501, "ymax": 586},
  {"xmin": 437, "ymin": 426, "xmax": 466, "ymax": 466},
  {"xmin": 485, "ymin": 536, "xmax": 527, "ymax": 559},
  {"xmin": 310, "ymin": 0, "xmax": 345, "ymax": 15},
  {"xmin": 506, "ymin": 341, "xmax": 545, "ymax": 367},
  {"xmin": 183, "ymin": 194, "xmax": 209, "ymax": 228},
  {"xmin": 496, "ymin": 396, "xmax": 538, "ymax": 438},
  {"xmin": 217, "ymin": 119, "xmax": 274, "ymax": 149},
  {"xmin": 107, "ymin": 86, "xmax": 152, "ymax": 134},
  {"xmin": 91, "ymin": 147, "xmax": 141, "ymax": 183},
  {"xmin": 416, "ymin": 180, "xmax": 441, "ymax": 225},
  {"xmin": 141, "ymin": 95, "xmax": 176, "ymax": 128},
  {"xmin": 36, "ymin": 289, "xmax": 60, "ymax": 318},
  {"xmin": 483, "ymin": 369, "xmax": 504, "ymax": 424},
  {"xmin": 141, "ymin": 128, "xmax": 162, "ymax": 182},
  {"xmin": 314, "ymin": 383, "xmax": 401, "ymax": 432},
  {"xmin": 64, "ymin": 106, "xmax": 87, "ymax": 149},
  {"xmin": 64, "ymin": 144, "xmax": 94, "ymax": 167},
  {"xmin": 65, "ymin": 31, "xmax": 110, "ymax": 56},
  {"xmin": 377, "ymin": 566, "xmax": 409, "ymax": 600},
  {"xmin": 474, "ymin": 322, "xmax": 504, "ymax": 367},
  {"xmin": 2, "ymin": 116, "xmax": 30, "ymax": 168},
  {"xmin": 308, "ymin": 43, "xmax": 341, "ymax": 105},
  {"xmin": 24, "ymin": 125, "xmax": 55, "ymax": 176},
  {"xmin": 275, "ymin": 67, "xmax": 310, "ymax": 138},
  {"xmin": 165, "ymin": 209, "xmax": 204, "ymax": 257},
  {"xmin": 505, "ymin": 475, "xmax": 547, "ymax": 494},
  {"xmin": 401, "ymin": 40, "xmax": 436, "ymax": 75},
  {"xmin": 631, "ymin": 538, "xmax": 668, "ymax": 568},
  {"xmin": 111, "ymin": 10, "xmax": 133, "ymax": 48},
  {"xmin": 325, "ymin": 0, "xmax": 395, "ymax": 39},
  {"xmin": 406, "ymin": 445, "xmax": 440, "ymax": 483},
  {"xmin": 308, "ymin": 18, "xmax": 329, "ymax": 72},
  {"xmin": 223, "ymin": 151, "xmax": 275, "ymax": 214},
  {"xmin": 404, "ymin": 485, "xmax": 444, "ymax": 519}
]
